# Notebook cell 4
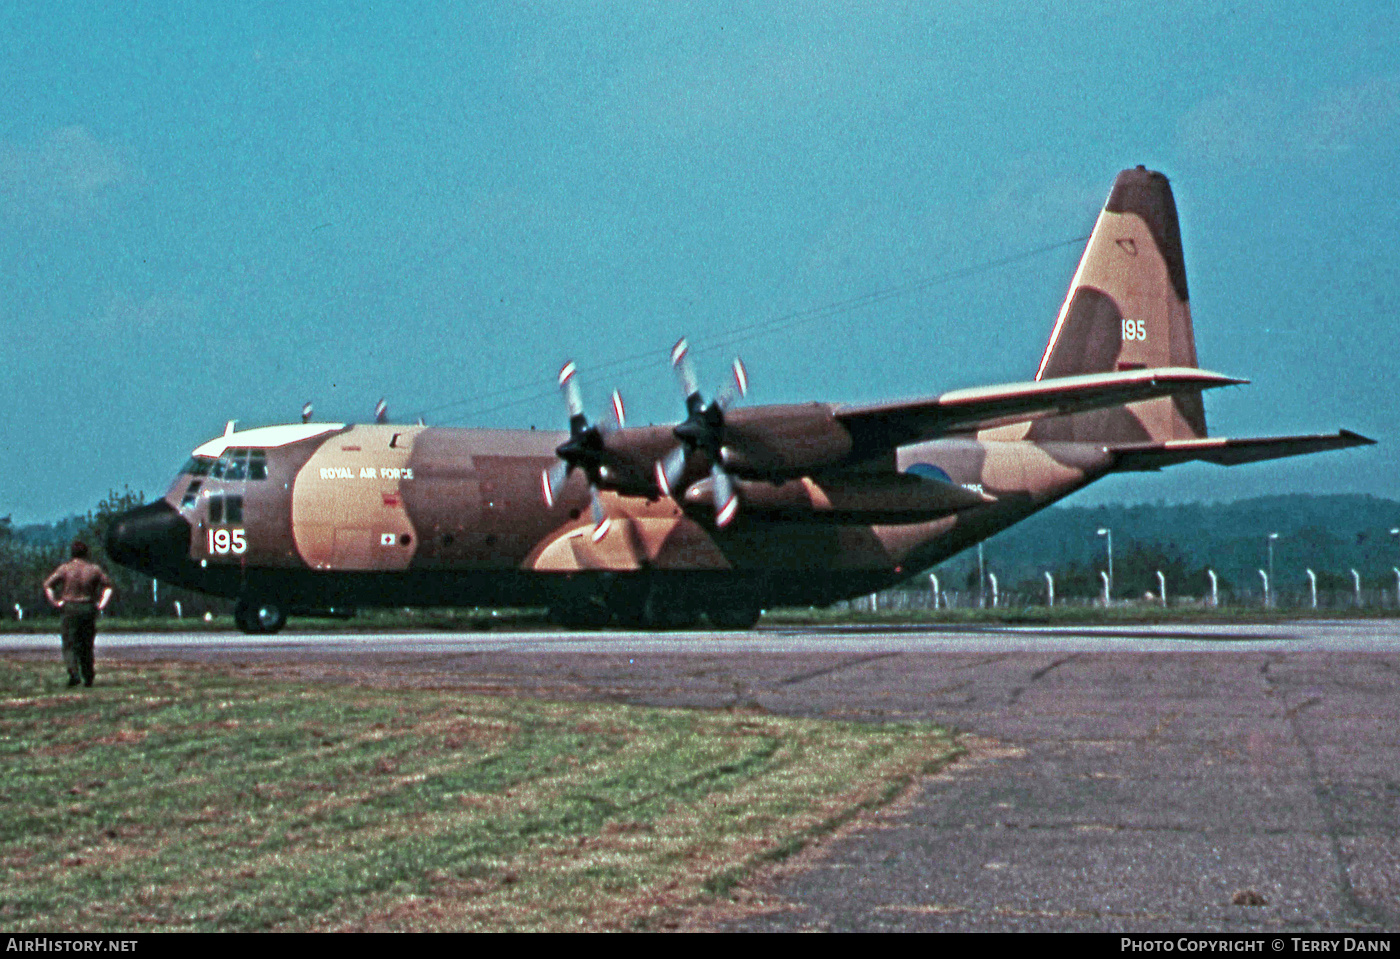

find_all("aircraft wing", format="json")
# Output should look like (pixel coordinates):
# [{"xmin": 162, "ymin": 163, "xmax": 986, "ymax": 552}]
[
  {"xmin": 833, "ymin": 367, "xmax": 1245, "ymax": 453},
  {"xmin": 1110, "ymin": 430, "xmax": 1375, "ymax": 471}
]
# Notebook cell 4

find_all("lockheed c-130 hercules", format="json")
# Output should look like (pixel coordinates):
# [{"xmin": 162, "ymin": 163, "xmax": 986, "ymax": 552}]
[{"xmin": 106, "ymin": 167, "xmax": 1371, "ymax": 633}]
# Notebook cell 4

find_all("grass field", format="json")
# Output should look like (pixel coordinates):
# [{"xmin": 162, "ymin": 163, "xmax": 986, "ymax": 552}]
[{"xmin": 0, "ymin": 658, "xmax": 958, "ymax": 932}]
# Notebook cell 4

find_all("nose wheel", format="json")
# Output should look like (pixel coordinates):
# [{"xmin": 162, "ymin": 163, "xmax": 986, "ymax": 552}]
[{"xmin": 234, "ymin": 598, "xmax": 287, "ymax": 635}]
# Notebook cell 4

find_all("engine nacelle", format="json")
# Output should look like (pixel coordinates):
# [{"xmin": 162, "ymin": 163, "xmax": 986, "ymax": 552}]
[
  {"xmin": 717, "ymin": 403, "xmax": 855, "ymax": 477},
  {"xmin": 684, "ymin": 472, "xmax": 992, "ymax": 524}
]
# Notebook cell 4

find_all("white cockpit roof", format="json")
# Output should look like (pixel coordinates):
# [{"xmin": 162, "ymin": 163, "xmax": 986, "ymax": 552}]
[{"xmin": 192, "ymin": 423, "xmax": 345, "ymax": 459}]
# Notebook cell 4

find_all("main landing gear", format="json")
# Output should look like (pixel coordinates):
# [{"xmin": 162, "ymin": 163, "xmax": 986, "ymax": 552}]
[
  {"xmin": 547, "ymin": 582, "xmax": 763, "ymax": 631},
  {"xmin": 705, "ymin": 601, "xmax": 762, "ymax": 630},
  {"xmin": 233, "ymin": 597, "xmax": 288, "ymax": 635}
]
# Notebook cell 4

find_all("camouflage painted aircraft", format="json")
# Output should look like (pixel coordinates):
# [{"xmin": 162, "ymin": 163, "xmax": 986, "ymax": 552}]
[{"xmin": 106, "ymin": 167, "xmax": 1371, "ymax": 633}]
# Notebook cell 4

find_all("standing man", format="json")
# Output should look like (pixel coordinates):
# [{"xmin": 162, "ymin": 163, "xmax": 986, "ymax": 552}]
[{"xmin": 44, "ymin": 540, "xmax": 113, "ymax": 688}]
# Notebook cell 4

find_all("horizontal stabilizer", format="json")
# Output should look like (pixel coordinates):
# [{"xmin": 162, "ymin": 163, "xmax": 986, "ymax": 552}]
[
  {"xmin": 1111, "ymin": 430, "xmax": 1375, "ymax": 472},
  {"xmin": 835, "ymin": 367, "xmax": 1244, "ymax": 452}
]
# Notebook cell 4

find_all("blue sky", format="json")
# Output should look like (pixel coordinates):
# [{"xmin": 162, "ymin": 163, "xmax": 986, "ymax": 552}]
[{"xmin": 3, "ymin": 2, "xmax": 1397, "ymax": 522}]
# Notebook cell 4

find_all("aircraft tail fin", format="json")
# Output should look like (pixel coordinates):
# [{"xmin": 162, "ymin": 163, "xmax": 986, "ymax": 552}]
[{"xmin": 1028, "ymin": 167, "xmax": 1207, "ymax": 444}]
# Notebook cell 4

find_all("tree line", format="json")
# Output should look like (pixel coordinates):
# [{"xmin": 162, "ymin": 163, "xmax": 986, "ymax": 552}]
[
  {"xmin": 929, "ymin": 493, "xmax": 1400, "ymax": 606},
  {"xmin": 1, "ymin": 489, "xmax": 226, "ymax": 621}
]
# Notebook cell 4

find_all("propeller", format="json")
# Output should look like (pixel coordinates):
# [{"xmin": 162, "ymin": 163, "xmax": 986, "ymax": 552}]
[
  {"xmin": 540, "ymin": 361, "xmax": 625, "ymax": 541},
  {"xmin": 301, "ymin": 402, "xmax": 314, "ymax": 424},
  {"xmin": 374, "ymin": 398, "xmax": 388, "ymax": 424},
  {"xmin": 654, "ymin": 338, "xmax": 748, "ymax": 527}
]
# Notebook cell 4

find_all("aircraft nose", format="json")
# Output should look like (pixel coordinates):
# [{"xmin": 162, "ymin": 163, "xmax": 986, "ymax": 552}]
[{"xmin": 105, "ymin": 500, "xmax": 191, "ymax": 574}]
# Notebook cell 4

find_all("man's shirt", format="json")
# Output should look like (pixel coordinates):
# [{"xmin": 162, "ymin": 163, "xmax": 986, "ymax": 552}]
[{"xmin": 44, "ymin": 559, "xmax": 113, "ymax": 605}]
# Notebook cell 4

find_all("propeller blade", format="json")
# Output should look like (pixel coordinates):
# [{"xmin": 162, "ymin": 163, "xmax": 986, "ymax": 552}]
[
  {"xmin": 541, "ymin": 459, "xmax": 570, "ymax": 508},
  {"xmin": 589, "ymin": 484, "xmax": 610, "ymax": 541},
  {"xmin": 712, "ymin": 464, "xmax": 739, "ymax": 528},
  {"xmin": 656, "ymin": 445, "xmax": 688, "ymax": 497},
  {"xmin": 558, "ymin": 361, "xmax": 584, "ymax": 421},
  {"xmin": 671, "ymin": 337, "xmax": 700, "ymax": 403},
  {"xmin": 374, "ymin": 398, "xmax": 388, "ymax": 424},
  {"xmin": 595, "ymin": 389, "xmax": 624, "ymax": 439},
  {"xmin": 717, "ymin": 357, "xmax": 749, "ymax": 410},
  {"xmin": 301, "ymin": 402, "xmax": 314, "ymax": 423}
]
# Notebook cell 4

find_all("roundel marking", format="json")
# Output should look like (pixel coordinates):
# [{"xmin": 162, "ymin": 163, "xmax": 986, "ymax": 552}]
[{"xmin": 903, "ymin": 462, "xmax": 954, "ymax": 485}]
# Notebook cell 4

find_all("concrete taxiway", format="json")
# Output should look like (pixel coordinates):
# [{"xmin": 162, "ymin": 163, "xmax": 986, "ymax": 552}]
[{"xmin": 7, "ymin": 619, "xmax": 1399, "ymax": 932}]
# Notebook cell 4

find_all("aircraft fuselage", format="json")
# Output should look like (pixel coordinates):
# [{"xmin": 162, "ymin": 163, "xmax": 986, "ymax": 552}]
[
  {"xmin": 107, "ymin": 421, "xmax": 1111, "ymax": 622},
  {"xmin": 105, "ymin": 169, "xmax": 1371, "ymax": 631}
]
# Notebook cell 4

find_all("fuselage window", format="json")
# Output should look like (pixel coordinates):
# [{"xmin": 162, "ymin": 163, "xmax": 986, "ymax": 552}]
[
  {"xmin": 206, "ymin": 493, "xmax": 243, "ymax": 524},
  {"xmin": 207, "ymin": 492, "xmax": 246, "ymax": 523},
  {"xmin": 248, "ymin": 450, "xmax": 267, "ymax": 480}
]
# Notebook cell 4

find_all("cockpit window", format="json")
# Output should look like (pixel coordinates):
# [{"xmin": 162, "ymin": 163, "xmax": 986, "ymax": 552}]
[
  {"xmin": 228, "ymin": 449, "xmax": 250, "ymax": 480},
  {"xmin": 209, "ymin": 448, "xmax": 268, "ymax": 482},
  {"xmin": 180, "ymin": 480, "xmax": 202, "ymax": 509},
  {"xmin": 181, "ymin": 456, "xmax": 215, "ymax": 477}
]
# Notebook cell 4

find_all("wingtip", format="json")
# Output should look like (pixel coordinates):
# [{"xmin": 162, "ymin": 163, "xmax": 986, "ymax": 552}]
[{"xmin": 1339, "ymin": 429, "xmax": 1378, "ymax": 446}]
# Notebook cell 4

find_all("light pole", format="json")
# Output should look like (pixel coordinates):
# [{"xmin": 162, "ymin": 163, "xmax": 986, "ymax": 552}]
[
  {"xmin": 1097, "ymin": 528, "xmax": 1113, "ymax": 605},
  {"xmin": 1391, "ymin": 529, "xmax": 1400, "ymax": 608},
  {"xmin": 1306, "ymin": 569, "xmax": 1317, "ymax": 610},
  {"xmin": 978, "ymin": 542, "xmax": 986, "ymax": 609},
  {"xmin": 1267, "ymin": 533, "xmax": 1279, "ymax": 608},
  {"xmin": 1044, "ymin": 571, "xmax": 1054, "ymax": 608},
  {"xmin": 1156, "ymin": 570, "xmax": 1167, "ymax": 608},
  {"xmin": 1259, "ymin": 569, "xmax": 1270, "ymax": 609},
  {"xmin": 929, "ymin": 573, "xmax": 940, "ymax": 611},
  {"xmin": 1207, "ymin": 568, "xmax": 1219, "ymax": 608}
]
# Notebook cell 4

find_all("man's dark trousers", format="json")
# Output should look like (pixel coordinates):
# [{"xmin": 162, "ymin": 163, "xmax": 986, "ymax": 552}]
[{"xmin": 61, "ymin": 602, "xmax": 97, "ymax": 686}]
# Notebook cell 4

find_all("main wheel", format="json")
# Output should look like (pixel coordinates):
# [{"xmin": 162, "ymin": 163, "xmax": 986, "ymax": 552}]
[
  {"xmin": 548, "ymin": 599, "xmax": 611, "ymax": 629},
  {"xmin": 707, "ymin": 602, "xmax": 762, "ymax": 630},
  {"xmin": 642, "ymin": 591, "xmax": 700, "ymax": 630},
  {"xmin": 234, "ymin": 598, "xmax": 288, "ymax": 634},
  {"xmin": 233, "ymin": 600, "xmax": 255, "ymax": 634}
]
